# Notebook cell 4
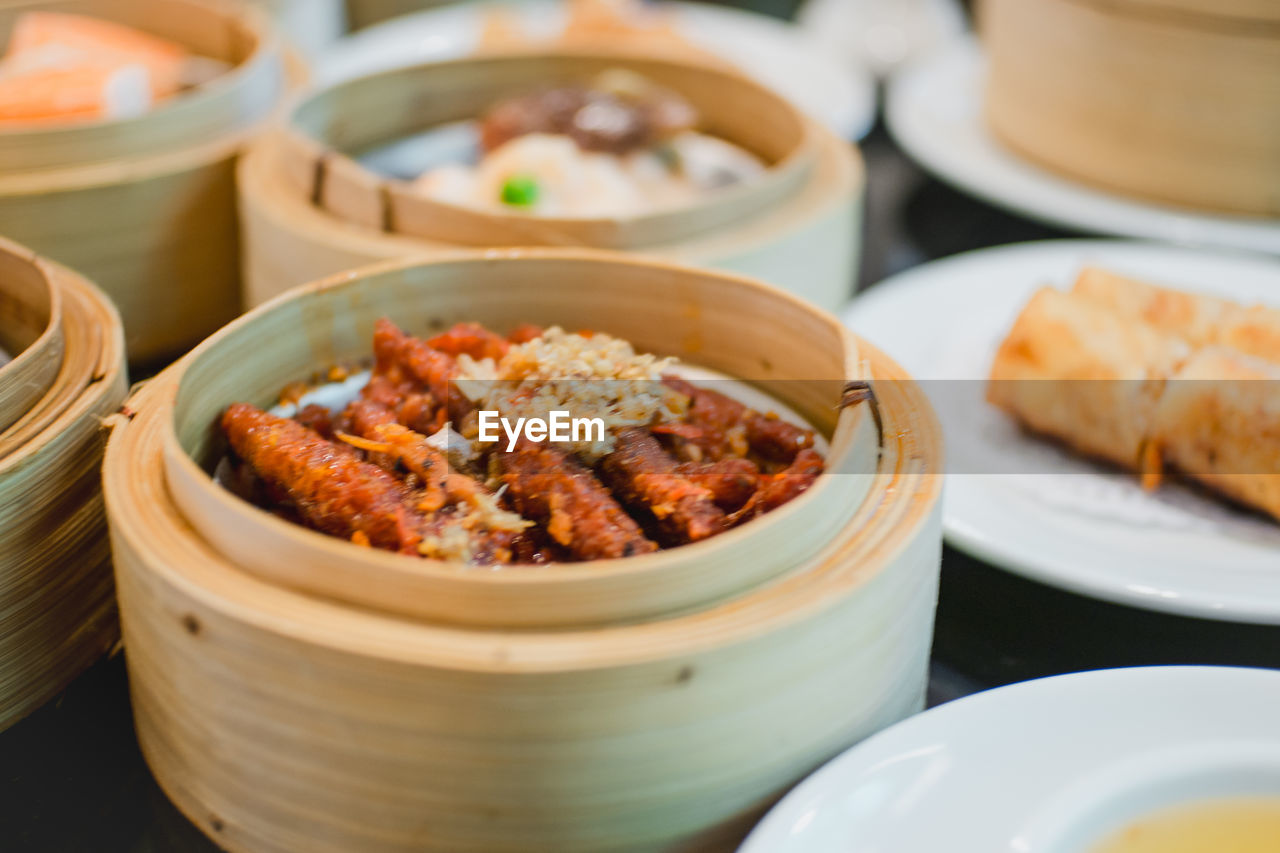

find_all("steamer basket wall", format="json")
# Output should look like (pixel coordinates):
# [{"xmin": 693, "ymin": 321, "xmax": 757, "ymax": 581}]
[
  {"xmin": 238, "ymin": 52, "xmax": 862, "ymax": 312},
  {"xmin": 0, "ymin": 236, "xmax": 127, "ymax": 731},
  {"xmin": 103, "ymin": 252, "xmax": 943, "ymax": 852},
  {"xmin": 0, "ymin": 245, "xmax": 62, "ymax": 433},
  {"xmin": 980, "ymin": 0, "xmax": 1280, "ymax": 216},
  {"xmin": 162, "ymin": 253, "xmax": 879, "ymax": 627},
  {"xmin": 0, "ymin": 0, "xmax": 287, "ymax": 364}
]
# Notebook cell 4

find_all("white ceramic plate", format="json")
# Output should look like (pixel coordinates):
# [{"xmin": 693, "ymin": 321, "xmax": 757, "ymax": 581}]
[
  {"xmin": 796, "ymin": 0, "xmax": 966, "ymax": 77},
  {"xmin": 740, "ymin": 666, "xmax": 1280, "ymax": 853},
  {"xmin": 886, "ymin": 39, "xmax": 1280, "ymax": 257},
  {"xmin": 842, "ymin": 240, "xmax": 1280, "ymax": 623},
  {"xmin": 319, "ymin": 0, "xmax": 876, "ymax": 140}
]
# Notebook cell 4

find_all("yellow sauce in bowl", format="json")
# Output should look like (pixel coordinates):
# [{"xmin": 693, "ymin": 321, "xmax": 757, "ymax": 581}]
[{"xmin": 1092, "ymin": 797, "xmax": 1280, "ymax": 853}]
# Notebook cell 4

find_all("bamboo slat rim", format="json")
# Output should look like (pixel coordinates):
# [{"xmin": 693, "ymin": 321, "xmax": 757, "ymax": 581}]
[
  {"xmin": 0, "ymin": 256, "xmax": 101, "ymax": 458},
  {"xmin": 238, "ymin": 116, "xmax": 863, "ymax": 308},
  {"xmin": 105, "ymin": 330, "xmax": 942, "ymax": 673},
  {"xmin": 247, "ymin": 120, "xmax": 857, "ymax": 257},
  {"xmin": 0, "ymin": 0, "xmax": 286, "ymax": 171},
  {"xmin": 0, "ymin": 124, "xmax": 257, "ymax": 195},
  {"xmin": 0, "ymin": 257, "xmax": 123, "ymax": 475},
  {"xmin": 0, "ymin": 252, "xmax": 126, "ymax": 730},
  {"xmin": 0, "ymin": 237, "xmax": 63, "ymax": 438},
  {"xmin": 153, "ymin": 249, "xmax": 883, "ymax": 628},
  {"xmin": 278, "ymin": 48, "xmax": 819, "ymax": 249}
]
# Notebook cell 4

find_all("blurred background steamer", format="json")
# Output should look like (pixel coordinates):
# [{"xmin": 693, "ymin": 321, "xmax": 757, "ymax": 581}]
[
  {"xmin": 0, "ymin": 0, "xmax": 287, "ymax": 366},
  {"xmin": 317, "ymin": 0, "xmax": 877, "ymax": 142},
  {"xmin": 0, "ymin": 235, "xmax": 126, "ymax": 731},
  {"xmin": 980, "ymin": 0, "xmax": 1280, "ymax": 217},
  {"xmin": 238, "ymin": 49, "xmax": 863, "ymax": 313},
  {"xmin": 103, "ymin": 252, "xmax": 942, "ymax": 852}
]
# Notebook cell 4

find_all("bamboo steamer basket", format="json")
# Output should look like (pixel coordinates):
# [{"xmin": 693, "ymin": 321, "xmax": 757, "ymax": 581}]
[
  {"xmin": 163, "ymin": 252, "xmax": 879, "ymax": 627},
  {"xmin": 980, "ymin": 0, "xmax": 1280, "ymax": 216},
  {"xmin": 0, "ymin": 240, "xmax": 63, "ymax": 434},
  {"xmin": 0, "ymin": 237, "xmax": 128, "ymax": 731},
  {"xmin": 103, "ymin": 251, "xmax": 943, "ymax": 853},
  {"xmin": 0, "ymin": 0, "xmax": 287, "ymax": 364},
  {"xmin": 238, "ymin": 51, "xmax": 861, "ymax": 312}
]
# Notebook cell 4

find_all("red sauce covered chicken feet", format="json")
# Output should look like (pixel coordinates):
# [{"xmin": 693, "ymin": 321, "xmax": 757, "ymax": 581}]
[{"xmin": 219, "ymin": 319, "xmax": 825, "ymax": 565}]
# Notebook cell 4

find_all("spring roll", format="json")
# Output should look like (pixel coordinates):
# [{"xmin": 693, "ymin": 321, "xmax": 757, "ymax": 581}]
[
  {"xmin": 1150, "ymin": 347, "xmax": 1280, "ymax": 521},
  {"xmin": 1070, "ymin": 267, "xmax": 1238, "ymax": 348},
  {"xmin": 987, "ymin": 287, "xmax": 1187, "ymax": 471},
  {"xmin": 1218, "ymin": 305, "xmax": 1280, "ymax": 366}
]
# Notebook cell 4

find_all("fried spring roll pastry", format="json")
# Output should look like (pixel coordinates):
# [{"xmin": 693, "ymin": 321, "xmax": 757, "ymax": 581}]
[
  {"xmin": 221, "ymin": 404, "xmax": 426, "ymax": 553},
  {"xmin": 1071, "ymin": 267, "xmax": 1238, "ymax": 348},
  {"xmin": 1071, "ymin": 267, "xmax": 1280, "ymax": 364},
  {"xmin": 499, "ymin": 441, "xmax": 657, "ymax": 560},
  {"xmin": 991, "ymin": 270, "xmax": 1280, "ymax": 521},
  {"xmin": 987, "ymin": 287, "xmax": 1185, "ymax": 472},
  {"xmin": 1151, "ymin": 348, "xmax": 1280, "ymax": 521},
  {"xmin": 599, "ymin": 428, "xmax": 727, "ymax": 545},
  {"xmin": 1220, "ymin": 306, "xmax": 1280, "ymax": 366}
]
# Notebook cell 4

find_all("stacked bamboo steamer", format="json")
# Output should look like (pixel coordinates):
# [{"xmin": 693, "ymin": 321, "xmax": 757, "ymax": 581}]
[
  {"xmin": 104, "ymin": 251, "xmax": 943, "ymax": 853},
  {"xmin": 0, "ymin": 236, "xmax": 127, "ymax": 731},
  {"xmin": 0, "ymin": 0, "xmax": 287, "ymax": 365},
  {"xmin": 238, "ymin": 51, "xmax": 862, "ymax": 313},
  {"xmin": 980, "ymin": 0, "xmax": 1280, "ymax": 216}
]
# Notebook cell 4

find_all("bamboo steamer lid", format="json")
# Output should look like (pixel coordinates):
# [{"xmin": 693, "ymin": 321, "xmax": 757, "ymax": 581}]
[
  {"xmin": 980, "ymin": 0, "xmax": 1280, "ymax": 216},
  {"xmin": 0, "ymin": 239, "xmax": 63, "ymax": 434},
  {"xmin": 0, "ymin": 238, "xmax": 127, "ymax": 731},
  {"xmin": 103, "ymin": 251, "xmax": 943, "ymax": 852},
  {"xmin": 237, "ymin": 50, "xmax": 862, "ymax": 312},
  {"xmin": 0, "ymin": 0, "xmax": 287, "ymax": 364}
]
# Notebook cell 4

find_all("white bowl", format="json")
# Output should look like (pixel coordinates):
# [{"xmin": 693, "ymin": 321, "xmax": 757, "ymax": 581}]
[{"xmin": 740, "ymin": 666, "xmax": 1280, "ymax": 853}]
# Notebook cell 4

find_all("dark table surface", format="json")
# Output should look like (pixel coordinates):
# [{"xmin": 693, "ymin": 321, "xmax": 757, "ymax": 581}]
[{"xmin": 3, "ymin": 31, "xmax": 1277, "ymax": 853}]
